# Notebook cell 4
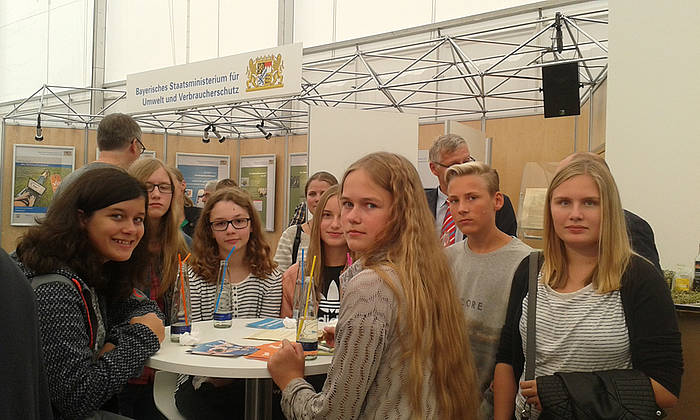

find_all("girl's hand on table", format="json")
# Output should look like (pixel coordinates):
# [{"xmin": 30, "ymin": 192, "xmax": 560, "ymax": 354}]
[
  {"xmin": 322, "ymin": 326, "xmax": 336, "ymax": 348},
  {"xmin": 267, "ymin": 339, "xmax": 305, "ymax": 390}
]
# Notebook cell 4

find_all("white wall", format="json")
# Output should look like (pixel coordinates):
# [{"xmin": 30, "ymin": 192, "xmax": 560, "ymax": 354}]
[
  {"xmin": 308, "ymin": 106, "xmax": 419, "ymax": 182},
  {"xmin": 606, "ymin": 1, "xmax": 700, "ymax": 272}
]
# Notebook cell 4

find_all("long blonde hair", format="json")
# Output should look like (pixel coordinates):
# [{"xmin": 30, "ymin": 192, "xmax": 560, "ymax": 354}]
[
  {"xmin": 305, "ymin": 186, "xmax": 349, "ymax": 295},
  {"xmin": 543, "ymin": 158, "xmax": 632, "ymax": 293},
  {"xmin": 190, "ymin": 188, "xmax": 277, "ymax": 283},
  {"xmin": 128, "ymin": 158, "xmax": 189, "ymax": 297},
  {"xmin": 341, "ymin": 152, "xmax": 478, "ymax": 419}
]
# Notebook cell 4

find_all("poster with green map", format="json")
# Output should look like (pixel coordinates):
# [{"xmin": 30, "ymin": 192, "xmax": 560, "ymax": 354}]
[
  {"xmin": 288, "ymin": 153, "xmax": 307, "ymax": 222},
  {"xmin": 12, "ymin": 145, "xmax": 75, "ymax": 226},
  {"xmin": 239, "ymin": 155, "xmax": 276, "ymax": 231}
]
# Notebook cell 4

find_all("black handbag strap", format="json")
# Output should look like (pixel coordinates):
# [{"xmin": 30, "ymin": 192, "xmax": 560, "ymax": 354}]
[
  {"xmin": 524, "ymin": 251, "xmax": 541, "ymax": 381},
  {"xmin": 291, "ymin": 224, "xmax": 303, "ymax": 265}
]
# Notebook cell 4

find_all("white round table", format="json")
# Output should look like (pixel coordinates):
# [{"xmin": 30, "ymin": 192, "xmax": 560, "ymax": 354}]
[{"xmin": 146, "ymin": 319, "xmax": 332, "ymax": 420}]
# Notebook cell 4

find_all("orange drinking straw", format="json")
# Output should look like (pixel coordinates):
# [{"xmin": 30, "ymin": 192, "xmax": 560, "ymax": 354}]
[{"xmin": 178, "ymin": 253, "xmax": 190, "ymax": 326}]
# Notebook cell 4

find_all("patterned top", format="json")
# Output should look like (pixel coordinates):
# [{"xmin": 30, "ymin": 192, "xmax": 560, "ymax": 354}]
[
  {"xmin": 17, "ymin": 263, "xmax": 163, "ymax": 420},
  {"xmin": 515, "ymin": 280, "xmax": 632, "ymax": 420},
  {"xmin": 274, "ymin": 224, "xmax": 310, "ymax": 272},
  {"xmin": 281, "ymin": 262, "xmax": 440, "ymax": 419}
]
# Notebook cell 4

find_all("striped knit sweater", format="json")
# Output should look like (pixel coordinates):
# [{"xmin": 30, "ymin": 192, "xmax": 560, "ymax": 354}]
[
  {"xmin": 274, "ymin": 224, "xmax": 310, "ymax": 272},
  {"xmin": 185, "ymin": 264, "xmax": 283, "ymax": 321},
  {"xmin": 281, "ymin": 261, "xmax": 441, "ymax": 419}
]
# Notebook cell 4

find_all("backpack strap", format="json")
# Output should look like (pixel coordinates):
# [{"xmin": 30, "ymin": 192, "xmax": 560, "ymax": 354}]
[
  {"xmin": 291, "ymin": 224, "xmax": 303, "ymax": 265},
  {"xmin": 31, "ymin": 274, "xmax": 95, "ymax": 349}
]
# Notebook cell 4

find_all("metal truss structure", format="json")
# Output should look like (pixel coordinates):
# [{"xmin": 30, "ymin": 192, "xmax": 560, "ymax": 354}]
[
  {"xmin": 3, "ymin": 3, "xmax": 608, "ymax": 140},
  {"xmin": 3, "ymin": 84, "xmax": 125, "ymax": 126}
]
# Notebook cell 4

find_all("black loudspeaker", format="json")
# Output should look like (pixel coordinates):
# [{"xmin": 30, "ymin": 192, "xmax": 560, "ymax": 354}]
[{"xmin": 542, "ymin": 62, "xmax": 580, "ymax": 118}]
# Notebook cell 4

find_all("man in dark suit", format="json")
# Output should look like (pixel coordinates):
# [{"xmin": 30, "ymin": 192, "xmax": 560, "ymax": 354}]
[
  {"xmin": 558, "ymin": 152, "xmax": 661, "ymax": 272},
  {"xmin": 424, "ymin": 134, "xmax": 518, "ymax": 243}
]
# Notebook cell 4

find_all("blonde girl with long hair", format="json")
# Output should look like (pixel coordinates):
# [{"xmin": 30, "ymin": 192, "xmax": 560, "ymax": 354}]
[
  {"xmin": 493, "ymin": 157, "xmax": 682, "ymax": 419},
  {"xmin": 280, "ymin": 185, "xmax": 350, "ymax": 322},
  {"xmin": 128, "ymin": 158, "xmax": 190, "ymax": 314},
  {"xmin": 268, "ymin": 152, "xmax": 479, "ymax": 419},
  {"xmin": 124, "ymin": 157, "xmax": 189, "ymax": 418},
  {"xmin": 175, "ymin": 187, "xmax": 282, "ymax": 418}
]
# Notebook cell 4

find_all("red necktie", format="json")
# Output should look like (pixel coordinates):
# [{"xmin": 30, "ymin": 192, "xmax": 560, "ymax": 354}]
[{"xmin": 441, "ymin": 205, "xmax": 456, "ymax": 246}]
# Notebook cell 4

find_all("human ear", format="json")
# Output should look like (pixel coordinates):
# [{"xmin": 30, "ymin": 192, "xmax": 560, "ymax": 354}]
[
  {"xmin": 77, "ymin": 209, "xmax": 88, "ymax": 227},
  {"xmin": 494, "ymin": 192, "xmax": 504, "ymax": 211},
  {"xmin": 429, "ymin": 161, "xmax": 440, "ymax": 177}
]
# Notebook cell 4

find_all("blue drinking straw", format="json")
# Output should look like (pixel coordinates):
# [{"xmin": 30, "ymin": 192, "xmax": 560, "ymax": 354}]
[
  {"xmin": 300, "ymin": 248, "xmax": 305, "ymax": 298},
  {"xmin": 214, "ymin": 246, "xmax": 236, "ymax": 313}
]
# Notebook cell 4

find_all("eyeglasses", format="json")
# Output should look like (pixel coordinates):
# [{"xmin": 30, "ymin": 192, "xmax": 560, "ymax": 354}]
[
  {"xmin": 210, "ymin": 218, "xmax": 251, "ymax": 231},
  {"xmin": 145, "ymin": 182, "xmax": 173, "ymax": 194},
  {"xmin": 432, "ymin": 155, "xmax": 475, "ymax": 168},
  {"xmin": 134, "ymin": 138, "xmax": 146, "ymax": 155}
]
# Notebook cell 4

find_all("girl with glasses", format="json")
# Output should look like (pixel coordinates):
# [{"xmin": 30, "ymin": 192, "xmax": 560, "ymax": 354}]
[
  {"xmin": 125, "ymin": 157, "xmax": 190, "ymax": 418},
  {"xmin": 268, "ymin": 152, "xmax": 479, "ymax": 419},
  {"xmin": 175, "ymin": 187, "xmax": 282, "ymax": 418},
  {"xmin": 13, "ymin": 167, "xmax": 165, "ymax": 419}
]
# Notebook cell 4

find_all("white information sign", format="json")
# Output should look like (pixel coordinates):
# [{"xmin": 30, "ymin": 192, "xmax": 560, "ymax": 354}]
[
  {"xmin": 175, "ymin": 153, "xmax": 231, "ymax": 207},
  {"xmin": 126, "ymin": 43, "xmax": 303, "ymax": 114}
]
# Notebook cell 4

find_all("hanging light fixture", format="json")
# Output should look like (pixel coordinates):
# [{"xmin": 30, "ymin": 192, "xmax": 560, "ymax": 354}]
[
  {"xmin": 34, "ymin": 114, "xmax": 44, "ymax": 141},
  {"xmin": 256, "ymin": 120, "xmax": 272, "ymax": 140},
  {"xmin": 202, "ymin": 124, "xmax": 211, "ymax": 143}
]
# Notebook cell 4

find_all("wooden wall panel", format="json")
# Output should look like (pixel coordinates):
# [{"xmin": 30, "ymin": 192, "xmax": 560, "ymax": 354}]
[
  {"xmin": 2, "ymin": 125, "xmax": 87, "ymax": 251},
  {"xmin": 460, "ymin": 120, "xmax": 482, "ymax": 131},
  {"xmin": 141, "ymin": 132, "xmax": 166, "ymax": 161},
  {"xmin": 288, "ymin": 135, "xmax": 307, "ymax": 154},
  {"xmin": 576, "ymin": 97, "xmax": 590, "ymax": 153},
  {"xmin": 591, "ymin": 79, "xmax": 607, "ymax": 152},
  {"xmin": 487, "ymin": 114, "xmax": 577, "ymax": 214},
  {"xmin": 418, "ymin": 123, "xmax": 445, "ymax": 149}
]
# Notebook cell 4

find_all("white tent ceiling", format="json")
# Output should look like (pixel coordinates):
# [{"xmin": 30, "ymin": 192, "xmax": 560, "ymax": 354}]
[{"xmin": 3, "ymin": 2, "xmax": 608, "ymax": 140}]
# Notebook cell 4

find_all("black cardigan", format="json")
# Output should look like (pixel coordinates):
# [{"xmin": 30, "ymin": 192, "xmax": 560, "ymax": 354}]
[{"xmin": 495, "ymin": 254, "xmax": 683, "ymax": 397}]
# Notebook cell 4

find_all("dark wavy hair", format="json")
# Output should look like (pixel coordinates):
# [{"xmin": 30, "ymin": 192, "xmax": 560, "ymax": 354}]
[
  {"xmin": 16, "ymin": 167, "xmax": 151, "ymax": 300},
  {"xmin": 191, "ymin": 187, "xmax": 276, "ymax": 283}
]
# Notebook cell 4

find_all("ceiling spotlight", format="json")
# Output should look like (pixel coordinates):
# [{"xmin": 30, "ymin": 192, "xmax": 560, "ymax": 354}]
[
  {"xmin": 202, "ymin": 124, "xmax": 211, "ymax": 143},
  {"xmin": 256, "ymin": 120, "xmax": 272, "ymax": 140},
  {"xmin": 212, "ymin": 125, "xmax": 224, "ymax": 141},
  {"xmin": 35, "ymin": 114, "xmax": 44, "ymax": 141},
  {"xmin": 218, "ymin": 135, "xmax": 226, "ymax": 144}
]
